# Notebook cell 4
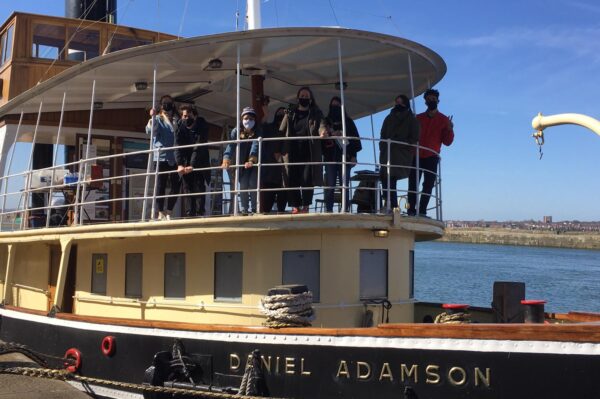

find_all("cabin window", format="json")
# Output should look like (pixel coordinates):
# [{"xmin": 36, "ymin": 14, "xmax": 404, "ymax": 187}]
[
  {"xmin": 91, "ymin": 253, "xmax": 108, "ymax": 295},
  {"xmin": 125, "ymin": 253, "xmax": 143, "ymax": 298},
  {"xmin": 359, "ymin": 249, "xmax": 388, "ymax": 299},
  {"xmin": 282, "ymin": 250, "xmax": 320, "ymax": 302},
  {"xmin": 214, "ymin": 252, "xmax": 243, "ymax": 302},
  {"xmin": 67, "ymin": 27, "xmax": 99, "ymax": 61},
  {"xmin": 409, "ymin": 250, "xmax": 415, "ymax": 299},
  {"xmin": 32, "ymin": 23, "xmax": 65, "ymax": 60},
  {"xmin": 164, "ymin": 253, "xmax": 185, "ymax": 299},
  {"xmin": 0, "ymin": 24, "xmax": 14, "ymax": 66},
  {"xmin": 108, "ymin": 34, "xmax": 152, "ymax": 53}
]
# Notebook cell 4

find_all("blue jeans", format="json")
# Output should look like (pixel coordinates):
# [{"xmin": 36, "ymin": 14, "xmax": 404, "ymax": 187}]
[
  {"xmin": 238, "ymin": 167, "xmax": 257, "ymax": 213},
  {"xmin": 324, "ymin": 163, "xmax": 352, "ymax": 212}
]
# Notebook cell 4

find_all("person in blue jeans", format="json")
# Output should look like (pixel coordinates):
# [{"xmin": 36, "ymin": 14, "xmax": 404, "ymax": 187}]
[
  {"xmin": 221, "ymin": 107, "xmax": 261, "ymax": 215},
  {"xmin": 322, "ymin": 97, "xmax": 362, "ymax": 212},
  {"xmin": 146, "ymin": 95, "xmax": 181, "ymax": 220}
]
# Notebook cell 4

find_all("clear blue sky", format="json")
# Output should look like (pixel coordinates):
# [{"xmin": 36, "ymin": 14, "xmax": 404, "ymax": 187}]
[{"xmin": 2, "ymin": 0, "xmax": 599, "ymax": 221}]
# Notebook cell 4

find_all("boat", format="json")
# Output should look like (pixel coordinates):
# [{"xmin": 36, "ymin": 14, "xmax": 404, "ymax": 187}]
[{"xmin": 0, "ymin": 2, "xmax": 598, "ymax": 398}]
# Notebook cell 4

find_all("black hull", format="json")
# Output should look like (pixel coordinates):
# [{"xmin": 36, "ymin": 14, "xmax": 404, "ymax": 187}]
[{"xmin": 1, "ymin": 309, "xmax": 599, "ymax": 399}]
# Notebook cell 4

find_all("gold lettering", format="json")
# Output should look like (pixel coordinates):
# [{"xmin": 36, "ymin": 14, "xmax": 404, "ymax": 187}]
[
  {"xmin": 401, "ymin": 364, "xmax": 418, "ymax": 383},
  {"xmin": 229, "ymin": 354, "xmax": 240, "ymax": 371},
  {"xmin": 356, "ymin": 361, "xmax": 371, "ymax": 380},
  {"xmin": 475, "ymin": 367, "xmax": 491, "ymax": 387},
  {"xmin": 425, "ymin": 365, "xmax": 440, "ymax": 384},
  {"xmin": 448, "ymin": 367, "xmax": 467, "ymax": 386},
  {"xmin": 379, "ymin": 362, "xmax": 394, "ymax": 381},
  {"xmin": 275, "ymin": 356, "xmax": 280, "ymax": 374},
  {"xmin": 300, "ymin": 358, "xmax": 312, "ymax": 376},
  {"xmin": 261, "ymin": 356, "xmax": 271, "ymax": 373},
  {"xmin": 336, "ymin": 361, "xmax": 350, "ymax": 378},
  {"xmin": 285, "ymin": 357, "xmax": 296, "ymax": 375}
]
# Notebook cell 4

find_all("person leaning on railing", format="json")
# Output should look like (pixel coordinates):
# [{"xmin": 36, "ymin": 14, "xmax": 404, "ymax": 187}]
[
  {"xmin": 175, "ymin": 104, "xmax": 210, "ymax": 217},
  {"xmin": 379, "ymin": 94, "xmax": 420, "ymax": 211},
  {"xmin": 279, "ymin": 86, "xmax": 325, "ymax": 214},
  {"xmin": 221, "ymin": 107, "xmax": 261, "ymax": 215},
  {"xmin": 407, "ymin": 88, "xmax": 454, "ymax": 217},
  {"xmin": 146, "ymin": 95, "xmax": 181, "ymax": 221}
]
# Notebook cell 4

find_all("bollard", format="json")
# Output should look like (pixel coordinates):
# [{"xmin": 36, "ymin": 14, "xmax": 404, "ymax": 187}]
[{"xmin": 521, "ymin": 300, "xmax": 546, "ymax": 323}]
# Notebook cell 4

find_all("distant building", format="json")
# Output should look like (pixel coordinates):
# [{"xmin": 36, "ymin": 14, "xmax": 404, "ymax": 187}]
[{"xmin": 543, "ymin": 216, "xmax": 553, "ymax": 224}]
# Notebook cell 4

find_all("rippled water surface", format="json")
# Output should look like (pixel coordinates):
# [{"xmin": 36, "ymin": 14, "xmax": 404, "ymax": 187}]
[{"xmin": 414, "ymin": 241, "xmax": 600, "ymax": 313}]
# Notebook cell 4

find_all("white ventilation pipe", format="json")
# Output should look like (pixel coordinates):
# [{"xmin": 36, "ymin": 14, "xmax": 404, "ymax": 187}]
[{"xmin": 247, "ymin": 0, "xmax": 261, "ymax": 30}]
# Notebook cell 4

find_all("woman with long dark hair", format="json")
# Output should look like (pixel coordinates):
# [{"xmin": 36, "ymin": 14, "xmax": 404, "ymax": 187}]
[{"xmin": 280, "ymin": 87, "xmax": 325, "ymax": 214}]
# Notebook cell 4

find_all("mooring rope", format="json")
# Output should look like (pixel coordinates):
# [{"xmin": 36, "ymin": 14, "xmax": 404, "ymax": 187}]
[
  {"xmin": 434, "ymin": 311, "xmax": 471, "ymax": 324},
  {"xmin": 259, "ymin": 291, "xmax": 315, "ymax": 328}
]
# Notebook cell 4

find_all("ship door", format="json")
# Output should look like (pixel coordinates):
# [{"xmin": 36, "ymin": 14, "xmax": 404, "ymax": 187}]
[{"xmin": 48, "ymin": 245, "xmax": 61, "ymax": 311}]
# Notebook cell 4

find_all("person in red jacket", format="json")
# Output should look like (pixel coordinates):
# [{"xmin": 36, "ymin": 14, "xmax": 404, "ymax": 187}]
[{"xmin": 407, "ymin": 89, "xmax": 454, "ymax": 216}]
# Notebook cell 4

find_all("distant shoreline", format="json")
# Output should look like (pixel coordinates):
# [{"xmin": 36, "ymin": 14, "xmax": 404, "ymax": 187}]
[{"xmin": 438, "ymin": 228, "xmax": 600, "ymax": 250}]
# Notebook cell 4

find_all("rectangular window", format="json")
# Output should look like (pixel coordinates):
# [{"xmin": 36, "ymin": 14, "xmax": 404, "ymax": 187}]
[
  {"xmin": 360, "ymin": 249, "xmax": 388, "ymax": 299},
  {"xmin": 282, "ymin": 250, "xmax": 320, "ymax": 302},
  {"xmin": 409, "ymin": 250, "xmax": 415, "ymax": 299},
  {"xmin": 125, "ymin": 253, "xmax": 143, "ymax": 298},
  {"xmin": 0, "ymin": 25, "xmax": 14, "ymax": 66},
  {"xmin": 164, "ymin": 253, "xmax": 185, "ymax": 299},
  {"xmin": 109, "ymin": 34, "xmax": 152, "ymax": 53},
  {"xmin": 214, "ymin": 252, "xmax": 243, "ymax": 302},
  {"xmin": 67, "ymin": 27, "xmax": 99, "ymax": 61},
  {"xmin": 32, "ymin": 23, "xmax": 65, "ymax": 60},
  {"xmin": 91, "ymin": 253, "xmax": 108, "ymax": 295}
]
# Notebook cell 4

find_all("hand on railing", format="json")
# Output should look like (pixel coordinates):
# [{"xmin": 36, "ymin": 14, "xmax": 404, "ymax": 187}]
[{"xmin": 221, "ymin": 159, "xmax": 231, "ymax": 169}]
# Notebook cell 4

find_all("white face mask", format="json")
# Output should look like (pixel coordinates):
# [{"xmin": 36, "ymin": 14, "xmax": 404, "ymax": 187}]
[{"xmin": 243, "ymin": 119, "xmax": 255, "ymax": 130}]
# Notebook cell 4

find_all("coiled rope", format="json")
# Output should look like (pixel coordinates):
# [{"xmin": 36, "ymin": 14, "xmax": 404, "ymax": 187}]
[
  {"xmin": 259, "ymin": 291, "xmax": 315, "ymax": 328},
  {"xmin": 434, "ymin": 311, "xmax": 471, "ymax": 324}
]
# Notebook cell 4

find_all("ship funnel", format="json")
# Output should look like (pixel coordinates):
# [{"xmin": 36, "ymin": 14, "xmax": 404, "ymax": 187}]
[{"xmin": 65, "ymin": 0, "xmax": 117, "ymax": 24}]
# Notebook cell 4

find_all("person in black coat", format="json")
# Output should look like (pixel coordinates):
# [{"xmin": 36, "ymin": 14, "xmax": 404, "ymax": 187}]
[
  {"xmin": 175, "ymin": 104, "xmax": 211, "ymax": 217},
  {"xmin": 322, "ymin": 96, "xmax": 362, "ymax": 212},
  {"xmin": 259, "ymin": 107, "xmax": 287, "ymax": 213}
]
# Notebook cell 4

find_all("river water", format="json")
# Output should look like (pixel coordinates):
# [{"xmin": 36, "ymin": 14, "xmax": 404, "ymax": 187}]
[{"xmin": 414, "ymin": 241, "xmax": 600, "ymax": 313}]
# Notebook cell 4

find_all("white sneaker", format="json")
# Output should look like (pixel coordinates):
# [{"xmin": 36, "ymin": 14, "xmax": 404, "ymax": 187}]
[
  {"xmin": 157, "ymin": 211, "xmax": 166, "ymax": 221},
  {"xmin": 165, "ymin": 211, "xmax": 172, "ymax": 221}
]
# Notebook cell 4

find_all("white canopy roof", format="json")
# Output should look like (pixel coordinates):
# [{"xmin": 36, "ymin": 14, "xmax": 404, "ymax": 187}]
[{"xmin": 0, "ymin": 27, "xmax": 446, "ymax": 125}]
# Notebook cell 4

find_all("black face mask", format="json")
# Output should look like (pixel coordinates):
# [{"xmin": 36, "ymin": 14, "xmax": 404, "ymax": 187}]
[
  {"xmin": 298, "ymin": 98, "xmax": 311, "ymax": 107},
  {"xmin": 426, "ymin": 100, "xmax": 438, "ymax": 111},
  {"xmin": 329, "ymin": 105, "xmax": 342, "ymax": 120},
  {"xmin": 394, "ymin": 104, "xmax": 408, "ymax": 112},
  {"xmin": 162, "ymin": 102, "xmax": 174, "ymax": 112},
  {"xmin": 185, "ymin": 116, "xmax": 195, "ymax": 127}
]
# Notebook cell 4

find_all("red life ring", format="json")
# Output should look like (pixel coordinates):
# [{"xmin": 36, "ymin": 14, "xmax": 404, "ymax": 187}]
[
  {"xmin": 64, "ymin": 348, "xmax": 82, "ymax": 373},
  {"xmin": 101, "ymin": 336, "xmax": 116, "ymax": 357}
]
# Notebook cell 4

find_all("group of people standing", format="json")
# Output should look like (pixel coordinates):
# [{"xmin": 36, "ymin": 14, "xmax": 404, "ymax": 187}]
[
  {"xmin": 146, "ymin": 95, "xmax": 210, "ymax": 220},
  {"xmin": 379, "ymin": 88, "xmax": 454, "ymax": 216},
  {"xmin": 221, "ymin": 86, "xmax": 362, "ymax": 215},
  {"xmin": 146, "ymin": 87, "xmax": 453, "ymax": 219}
]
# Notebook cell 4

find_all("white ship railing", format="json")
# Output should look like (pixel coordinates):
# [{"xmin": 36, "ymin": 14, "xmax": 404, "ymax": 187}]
[{"xmin": 0, "ymin": 134, "xmax": 442, "ymax": 231}]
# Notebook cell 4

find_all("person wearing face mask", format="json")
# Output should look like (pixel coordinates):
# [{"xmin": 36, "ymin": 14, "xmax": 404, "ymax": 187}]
[
  {"xmin": 221, "ymin": 107, "xmax": 261, "ymax": 215},
  {"xmin": 146, "ymin": 94, "xmax": 181, "ymax": 220},
  {"xmin": 280, "ymin": 86, "xmax": 325, "ymax": 214},
  {"xmin": 259, "ymin": 106, "xmax": 288, "ymax": 213},
  {"xmin": 379, "ymin": 94, "xmax": 420, "ymax": 211},
  {"xmin": 322, "ymin": 96, "xmax": 362, "ymax": 212},
  {"xmin": 175, "ymin": 104, "xmax": 210, "ymax": 217},
  {"xmin": 407, "ymin": 88, "xmax": 454, "ymax": 217}
]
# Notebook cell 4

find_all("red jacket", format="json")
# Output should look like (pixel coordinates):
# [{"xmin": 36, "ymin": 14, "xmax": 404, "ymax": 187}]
[{"xmin": 416, "ymin": 111, "xmax": 454, "ymax": 158}]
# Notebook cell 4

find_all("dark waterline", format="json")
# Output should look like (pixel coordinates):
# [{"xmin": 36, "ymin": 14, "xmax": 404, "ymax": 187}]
[{"xmin": 414, "ymin": 241, "xmax": 600, "ymax": 313}]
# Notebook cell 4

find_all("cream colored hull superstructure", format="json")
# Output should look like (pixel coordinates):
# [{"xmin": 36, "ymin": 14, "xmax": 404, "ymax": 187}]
[{"xmin": 0, "ymin": 213, "xmax": 443, "ymax": 327}]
